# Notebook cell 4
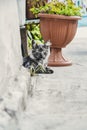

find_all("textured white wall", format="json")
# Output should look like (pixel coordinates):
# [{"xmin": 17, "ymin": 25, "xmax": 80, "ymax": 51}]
[
  {"xmin": 17, "ymin": 0, "xmax": 26, "ymax": 26},
  {"xmin": 0, "ymin": 0, "xmax": 23, "ymax": 96}
]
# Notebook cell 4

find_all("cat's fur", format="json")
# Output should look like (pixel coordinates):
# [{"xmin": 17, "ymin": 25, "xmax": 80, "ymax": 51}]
[
  {"xmin": 23, "ymin": 40, "xmax": 53, "ymax": 75},
  {"xmin": 31, "ymin": 40, "xmax": 51, "ymax": 66}
]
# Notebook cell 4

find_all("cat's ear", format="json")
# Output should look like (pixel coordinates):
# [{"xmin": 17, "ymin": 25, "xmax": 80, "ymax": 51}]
[
  {"xmin": 45, "ymin": 40, "xmax": 51, "ymax": 46},
  {"xmin": 32, "ymin": 39, "xmax": 36, "ymax": 49}
]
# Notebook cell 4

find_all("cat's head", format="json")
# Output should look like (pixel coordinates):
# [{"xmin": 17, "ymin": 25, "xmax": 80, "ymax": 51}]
[{"xmin": 31, "ymin": 40, "xmax": 51, "ymax": 61}]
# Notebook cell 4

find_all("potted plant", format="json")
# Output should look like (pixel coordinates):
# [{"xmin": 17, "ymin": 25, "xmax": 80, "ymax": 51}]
[
  {"xmin": 26, "ymin": 0, "xmax": 47, "ymax": 19},
  {"xmin": 30, "ymin": 0, "xmax": 82, "ymax": 66}
]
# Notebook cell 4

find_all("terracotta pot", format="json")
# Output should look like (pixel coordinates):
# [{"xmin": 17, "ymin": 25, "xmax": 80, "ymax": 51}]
[{"xmin": 38, "ymin": 13, "xmax": 81, "ymax": 66}]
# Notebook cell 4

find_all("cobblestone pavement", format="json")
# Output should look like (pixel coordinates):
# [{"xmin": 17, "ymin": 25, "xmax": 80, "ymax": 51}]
[{"xmin": 18, "ymin": 27, "xmax": 87, "ymax": 130}]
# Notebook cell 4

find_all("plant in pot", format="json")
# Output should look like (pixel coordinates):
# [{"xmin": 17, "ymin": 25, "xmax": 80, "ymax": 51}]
[
  {"xmin": 30, "ymin": 0, "xmax": 82, "ymax": 66},
  {"xmin": 26, "ymin": 0, "xmax": 47, "ymax": 19}
]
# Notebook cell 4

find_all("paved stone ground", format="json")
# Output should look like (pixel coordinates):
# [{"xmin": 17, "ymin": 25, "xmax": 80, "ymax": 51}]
[{"xmin": 18, "ymin": 27, "xmax": 87, "ymax": 130}]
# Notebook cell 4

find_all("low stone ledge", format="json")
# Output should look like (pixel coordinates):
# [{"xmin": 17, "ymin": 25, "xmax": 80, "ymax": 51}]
[{"xmin": 0, "ymin": 67, "xmax": 37, "ymax": 130}]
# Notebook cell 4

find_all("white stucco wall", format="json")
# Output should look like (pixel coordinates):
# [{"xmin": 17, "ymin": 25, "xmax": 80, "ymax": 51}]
[
  {"xmin": 0, "ymin": 1, "xmax": 33, "ymax": 129},
  {"xmin": 0, "ymin": 0, "xmax": 25, "ymax": 96},
  {"xmin": 17, "ymin": 0, "xmax": 26, "ymax": 26}
]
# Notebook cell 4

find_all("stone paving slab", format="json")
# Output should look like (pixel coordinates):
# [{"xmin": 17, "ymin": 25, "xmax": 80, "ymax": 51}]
[{"xmin": 18, "ymin": 27, "xmax": 87, "ymax": 130}]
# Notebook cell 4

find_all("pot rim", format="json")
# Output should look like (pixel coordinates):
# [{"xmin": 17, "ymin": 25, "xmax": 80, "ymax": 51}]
[{"xmin": 38, "ymin": 13, "xmax": 81, "ymax": 20}]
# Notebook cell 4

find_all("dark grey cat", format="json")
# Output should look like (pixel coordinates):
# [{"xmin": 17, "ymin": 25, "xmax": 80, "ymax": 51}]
[
  {"xmin": 31, "ymin": 40, "xmax": 50, "ymax": 65},
  {"xmin": 23, "ymin": 40, "xmax": 53, "ymax": 75}
]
